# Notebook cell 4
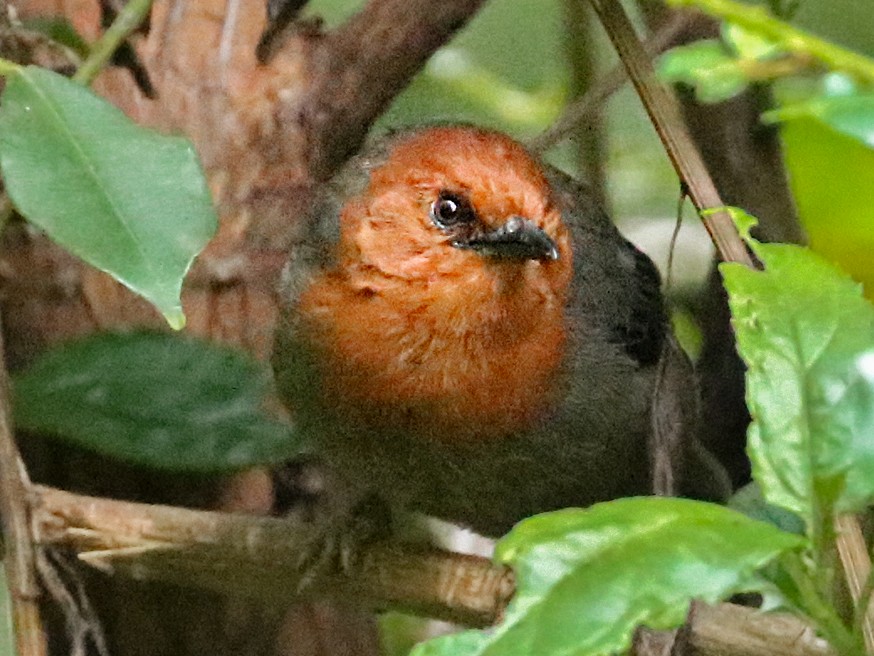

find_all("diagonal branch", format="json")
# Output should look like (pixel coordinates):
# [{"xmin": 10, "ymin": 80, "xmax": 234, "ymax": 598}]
[
  {"xmin": 303, "ymin": 0, "xmax": 487, "ymax": 180},
  {"xmin": 528, "ymin": 11, "xmax": 691, "ymax": 155},
  {"xmin": 586, "ymin": 0, "xmax": 754, "ymax": 267}
]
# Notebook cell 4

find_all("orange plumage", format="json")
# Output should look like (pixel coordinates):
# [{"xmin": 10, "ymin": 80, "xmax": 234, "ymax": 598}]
[
  {"xmin": 296, "ymin": 128, "xmax": 572, "ymax": 442},
  {"xmin": 273, "ymin": 126, "xmax": 725, "ymax": 536}
]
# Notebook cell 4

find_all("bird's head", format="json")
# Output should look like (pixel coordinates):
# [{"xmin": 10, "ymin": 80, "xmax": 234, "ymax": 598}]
[
  {"xmin": 294, "ymin": 127, "xmax": 577, "ymax": 439},
  {"xmin": 334, "ymin": 126, "xmax": 573, "ymax": 302}
]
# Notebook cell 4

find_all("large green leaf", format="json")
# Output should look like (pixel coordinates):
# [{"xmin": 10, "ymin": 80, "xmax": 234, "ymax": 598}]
[
  {"xmin": 13, "ymin": 332, "xmax": 304, "ymax": 472},
  {"xmin": 0, "ymin": 66, "xmax": 217, "ymax": 329},
  {"xmin": 720, "ymin": 213, "xmax": 874, "ymax": 523},
  {"xmin": 413, "ymin": 498, "xmax": 801, "ymax": 656},
  {"xmin": 777, "ymin": 114, "xmax": 874, "ymax": 295}
]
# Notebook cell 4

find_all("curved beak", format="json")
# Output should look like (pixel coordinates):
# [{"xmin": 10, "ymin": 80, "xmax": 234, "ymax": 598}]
[{"xmin": 456, "ymin": 216, "xmax": 559, "ymax": 261}]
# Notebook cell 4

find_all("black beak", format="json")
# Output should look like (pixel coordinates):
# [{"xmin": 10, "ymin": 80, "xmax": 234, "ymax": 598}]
[{"xmin": 455, "ymin": 216, "xmax": 559, "ymax": 261}]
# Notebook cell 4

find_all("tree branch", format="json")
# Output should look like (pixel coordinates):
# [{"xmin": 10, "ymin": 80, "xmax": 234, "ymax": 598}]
[
  {"xmin": 586, "ymin": 0, "xmax": 754, "ymax": 267},
  {"xmin": 303, "ymin": 0, "xmax": 487, "ymax": 179},
  {"xmin": 0, "ymin": 325, "xmax": 47, "ymax": 656},
  {"xmin": 30, "ymin": 484, "xmax": 839, "ymax": 655},
  {"xmin": 32, "ymin": 485, "xmax": 513, "ymax": 628},
  {"xmin": 688, "ymin": 601, "xmax": 833, "ymax": 656}
]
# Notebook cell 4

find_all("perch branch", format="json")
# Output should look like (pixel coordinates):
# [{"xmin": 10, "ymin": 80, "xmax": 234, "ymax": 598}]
[
  {"xmin": 0, "ymin": 327, "xmax": 47, "ymax": 656},
  {"xmin": 303, "ymin": 0, "xmax": 487, "ymax": 179},
  {"xmin": 29, "ymin": 485, "xmax": 840, "ymax": 655},
  {"xmin": 32, "ymin": 485, "xmax": 513, "ymax": 628}
]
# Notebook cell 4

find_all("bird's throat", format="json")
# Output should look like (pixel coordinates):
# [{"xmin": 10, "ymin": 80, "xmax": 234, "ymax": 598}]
[{"xmin": 297, "ymin": 268, "xmax": 568, "ymax": 442}]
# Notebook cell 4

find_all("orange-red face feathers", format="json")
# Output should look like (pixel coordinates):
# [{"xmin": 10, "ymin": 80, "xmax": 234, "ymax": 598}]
[{"xmin": 296, "ymin": 127, "xmax": 574, "ymax": 442}]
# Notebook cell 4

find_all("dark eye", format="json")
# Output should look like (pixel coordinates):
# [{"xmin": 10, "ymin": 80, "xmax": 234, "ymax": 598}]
[{"xmin": 430, "ymin": 191, "xmax": 475, "ymax": 228}]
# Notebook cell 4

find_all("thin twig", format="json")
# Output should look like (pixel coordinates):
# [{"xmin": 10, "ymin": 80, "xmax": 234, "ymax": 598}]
[
  {"xmin": 0, "ymin": 323, "xmax": 47, "ymax": 656},
  {"xmin": 835, "ymin": 514, "xmax": 874, "ymax": 654},
  {"xmin": 73, "ymin": 0, "xmax": 153, "ymax": 85},
  {"xmin": 528, "ymin": 11, "xmax": 691, "ymax": 155},
  {"xmin": 586, "ymin": 0, "xmax": 754, "ymax": 267}
]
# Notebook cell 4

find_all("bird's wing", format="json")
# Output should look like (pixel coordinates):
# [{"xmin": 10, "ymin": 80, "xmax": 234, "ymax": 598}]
[{"xmin": 543, "ymin": 165, "xmax": 668, "ymax": 368}]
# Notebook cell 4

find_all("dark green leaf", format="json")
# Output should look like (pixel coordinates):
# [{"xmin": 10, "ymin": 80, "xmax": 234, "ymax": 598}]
[
  {"xmin": 729, "ymin": 482, "xmax": 806, "ymax": 535},
  {"xmin": 413, "ymin": 498, "xmax": 801, "ymax": 656},
  {"xmin": 0, "ymin": 66, "xmax": 217, "ymax": 328},
  {"xmin": 720, "ymin": 212, "xmax": 874, "ymax": 521},
  {"xmin": 13, "ymin": 332, "xmax": 304, "ymax": 472}
]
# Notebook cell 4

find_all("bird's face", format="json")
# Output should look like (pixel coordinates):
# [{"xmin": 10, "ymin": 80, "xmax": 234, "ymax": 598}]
[
  {"xmin": 296, "ymin": 127, "xmax": 575, "ymax": 440},
  {"xmin": 335, "ymin": 126, "xmax": 573, "ymax": 298}
]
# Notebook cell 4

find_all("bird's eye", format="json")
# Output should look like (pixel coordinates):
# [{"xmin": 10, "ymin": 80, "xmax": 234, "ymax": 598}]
[{"xmin": 430, "ymin": 191, "xmax": 475, "ymax": 228}]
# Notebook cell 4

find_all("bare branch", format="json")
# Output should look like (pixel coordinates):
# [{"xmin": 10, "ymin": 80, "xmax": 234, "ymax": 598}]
[
  {"xmin": 303, "ymin": 0, "xmax": 487, "ymax": 179},
  {"xmin": 30, "ymin": 485, "xmax": 841, "ymax": 655},
  {"xmin": 586, "ymin": 0, "xmax": 754, "ymax": 267},
  {"xmin": 32, "ymin": 485, "xmax": 513, "ymax": 628},
  {"xmin": 0, "ymin": 326, "xmax": 47, "ymax": 656},
  {"xmin": 835, "ymin": 514, "xmax": 874, "ymax": 653},
  {"xmin": 688, "ymin": 601, "xmax": 834, "ymax": 656},
  {"xmin": 528, "ymin": 11, "xmax": 690, "ymax": 155}
]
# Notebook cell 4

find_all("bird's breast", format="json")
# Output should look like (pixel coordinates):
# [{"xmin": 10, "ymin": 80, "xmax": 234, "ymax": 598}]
[{"xmin": 295, "ymin": 268, "xmax": 568, "ymax": 443}]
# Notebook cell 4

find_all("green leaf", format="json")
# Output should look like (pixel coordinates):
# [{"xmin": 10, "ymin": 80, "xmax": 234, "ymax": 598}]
[
  {"xmin": 12, "ymin": 332, "xmax": 304, "ymax": 472},
  {"xmin": 658, "ymin": 40, "xmax": 749, "ymax": 103},
  {"xmin": 767, "ymin": 91, "xmax": 874, "ymax": 150},
  {"xmin": 0, "ymin": 66, "xmax": 217, "ymax": 329},
  {"xmin": 413, "ymin": 498, "xmax": 801, "ymax": 656},
  {"xmin": 768, "ymin": 84, "xmax": 874, "ymax": 293},
  {"xmin": 729, "ymin": 482, "xmax": 806, "ymax": 535},
  {"xmin": 412, "ymin": 629, "xmax": 489, "ymax": 656},
  {"xmin": 720, "ymin": 213, "xmax": 874, "ymax": 521}
]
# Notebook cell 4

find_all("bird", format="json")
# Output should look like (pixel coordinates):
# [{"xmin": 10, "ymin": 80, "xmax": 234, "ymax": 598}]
[{"xmin": 272, "ymin": 125, "xmax": 728, "ymax": 538}]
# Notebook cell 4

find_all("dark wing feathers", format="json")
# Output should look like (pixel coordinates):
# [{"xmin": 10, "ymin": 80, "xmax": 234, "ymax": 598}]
[
  {"xmin": 614, "ymin": 240, "xmax": 666, "ymax": 366},
  {"xmin": 543, "ymin": 165, "xmax": 668, "ymax": 368}
]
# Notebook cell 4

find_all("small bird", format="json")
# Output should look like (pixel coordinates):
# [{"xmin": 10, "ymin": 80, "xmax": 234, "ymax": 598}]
[{"xmin": 273, "ymin": 126, "xmax": 726, "ymax": 538}]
